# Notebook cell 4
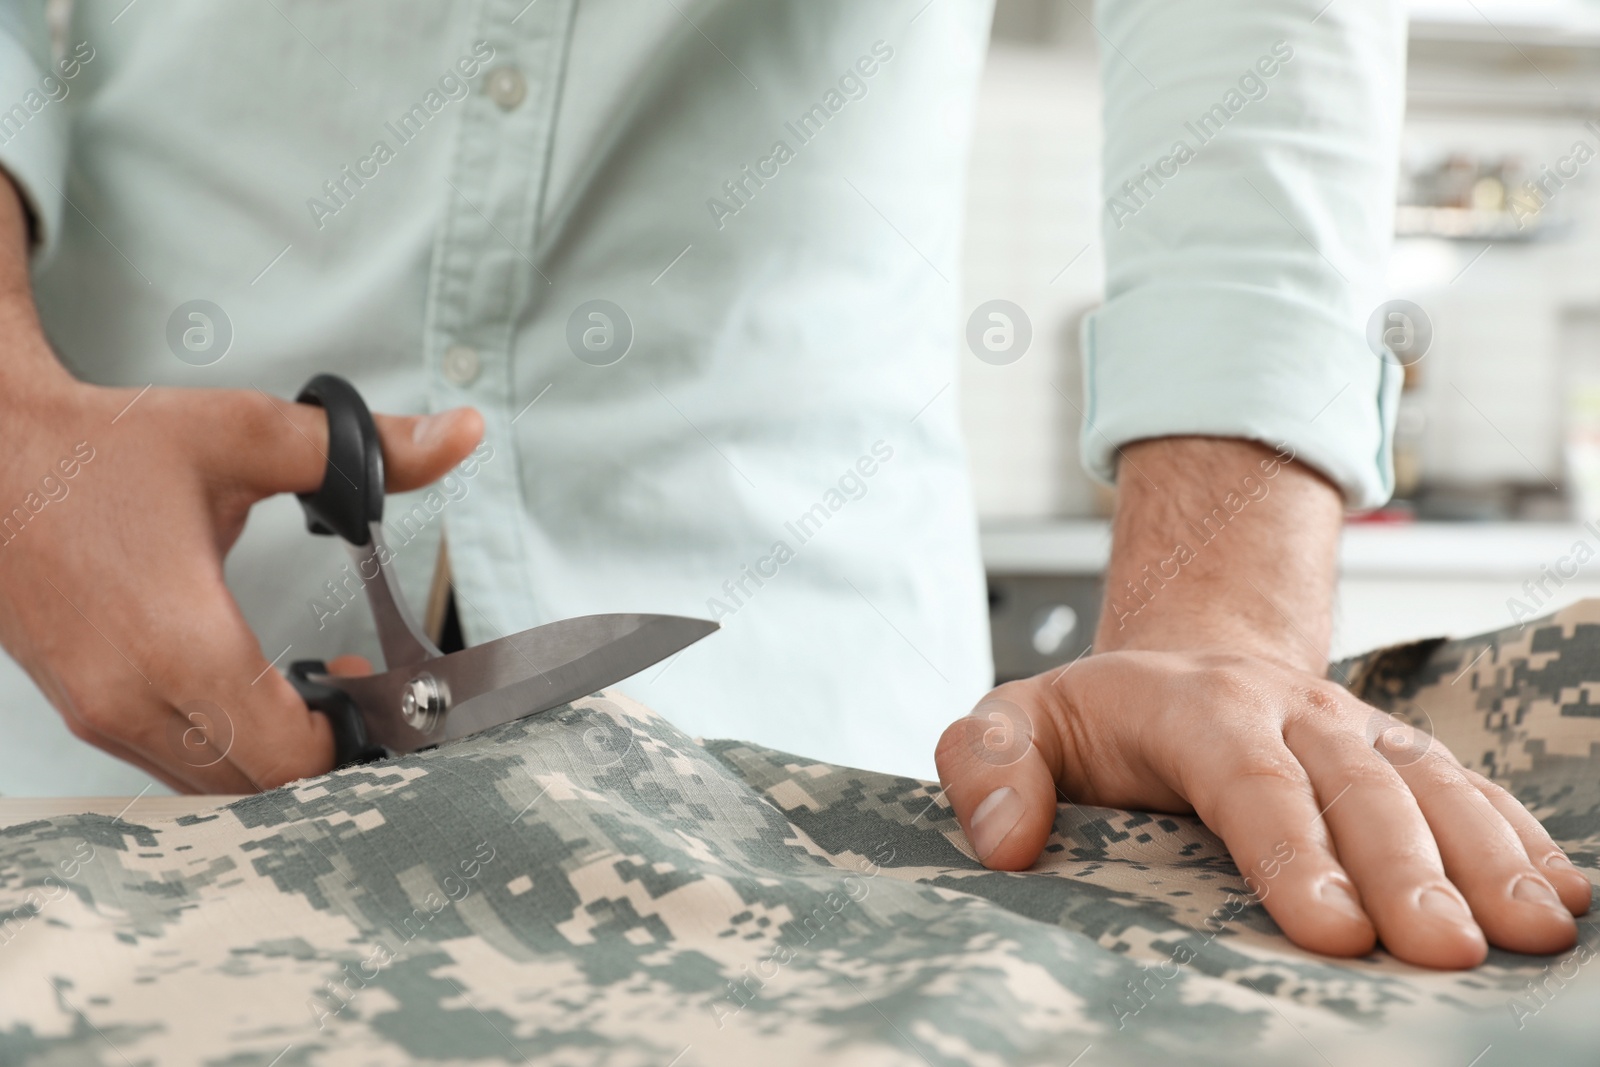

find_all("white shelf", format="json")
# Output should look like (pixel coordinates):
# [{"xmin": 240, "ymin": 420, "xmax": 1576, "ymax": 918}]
[
  {"xmin": 1408, "ymin": 0, "xmax": 1600, "ymax": 47},
  {"xmin": 982, "ymin": 520, "xmax": 1600, "ymax": 579}
]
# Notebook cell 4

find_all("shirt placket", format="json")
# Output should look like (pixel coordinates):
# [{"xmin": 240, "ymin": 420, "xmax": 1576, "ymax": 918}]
[{"xmin": 425, "ymin": 0, "xmax": 576, "ymax": 643}]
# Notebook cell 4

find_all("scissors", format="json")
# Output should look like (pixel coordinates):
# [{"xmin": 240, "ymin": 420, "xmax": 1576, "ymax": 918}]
[{"xmin": 284, "ymin": 374, "xmax": 718, "ymax": 768}]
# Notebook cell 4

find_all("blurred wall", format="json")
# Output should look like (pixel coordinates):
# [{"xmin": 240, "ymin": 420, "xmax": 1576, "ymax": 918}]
[
  {"xmin": 959, "ymin": 4, "xmax": 1104, "ymax": 520},
  {"xmin": 961, "ymin": 1, "xmax": 1600, "ymax": 520}
]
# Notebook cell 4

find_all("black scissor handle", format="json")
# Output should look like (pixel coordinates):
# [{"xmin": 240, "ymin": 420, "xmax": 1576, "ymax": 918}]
[
  {"xmin": 288, "ymin": 659, "xmax": 387, "ymax": 768},
  {"xmin": 295, "ymin": 374, "xmax": 384, "ymax": 546}
]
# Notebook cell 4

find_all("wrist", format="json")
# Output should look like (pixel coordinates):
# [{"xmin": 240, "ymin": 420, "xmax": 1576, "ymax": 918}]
[
  {"xmin": 1090, "ymin": 435, "xmax": 1342, "ymax": 675},
  {"xmin": 1095, "ymin": 599, "xmax": 1322, "ymax": 673}
]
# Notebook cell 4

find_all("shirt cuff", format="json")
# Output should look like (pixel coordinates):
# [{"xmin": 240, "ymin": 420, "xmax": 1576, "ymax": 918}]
[
  {"xmin": 0, "ymin": 21, "xmax": 69, "ymax": 260},
  {"xmin": 1081, "ymin": 284, "xmax": 1403, "ymax": 510}
]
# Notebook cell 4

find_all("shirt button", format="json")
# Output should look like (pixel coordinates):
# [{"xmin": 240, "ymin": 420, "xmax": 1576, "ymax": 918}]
[
  {"xmin": 484, "ymin": 66, "xmax": 527, "ymax": 110},
  {"xmin": 442, "ymin": 344, "xmax": 480, "ymax": 385}
]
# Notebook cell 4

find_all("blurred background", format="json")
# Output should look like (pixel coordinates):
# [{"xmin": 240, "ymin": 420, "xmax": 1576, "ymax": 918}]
[{"xmin": 968, "ymin": 0, "xmax": 1600, "ymax": 679}]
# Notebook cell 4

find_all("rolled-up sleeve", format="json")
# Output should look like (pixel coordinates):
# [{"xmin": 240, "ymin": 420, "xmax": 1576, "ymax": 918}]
[
  {"xmin": 1081, "ymin": 0, "xmax": 1406, "ymax": 509},
  {"xmin": 0, "ymin": 1, "xmax": 66, "ymax": 258}
]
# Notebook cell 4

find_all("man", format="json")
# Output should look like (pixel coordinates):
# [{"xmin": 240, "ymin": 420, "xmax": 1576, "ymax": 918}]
[{"xmin": 0, "ymin": 0, "xmax": 1584, "ymax": 970}]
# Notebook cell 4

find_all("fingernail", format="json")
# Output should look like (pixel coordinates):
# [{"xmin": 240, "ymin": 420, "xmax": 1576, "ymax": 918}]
[
  {"xmin": 1418, "ymin": 886, "xmax": 1474, "ymax": 926},
  {"xmin": 412, "ymin": 411, "xmax": 451, "ymax": 449},
  {"xmin": 1319, "ymin": 879, "xmax": 1367, "ymax": 922},
  {"xmin": 969, "ymin": 786, "xmax": 1025, "ymax": 862},
  {"xmin": 1511, "ymin": 874, "xmax": 1564, "ymax": 909},
  {"xmin": 1546, "ymin": 853, "xmax": 1578, "ymax": 874}
]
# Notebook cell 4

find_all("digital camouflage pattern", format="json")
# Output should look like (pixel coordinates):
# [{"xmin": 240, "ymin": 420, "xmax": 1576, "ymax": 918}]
[{"xmin": 4, "ymin": 602, "xmax": 1600, "ymax": 1065}]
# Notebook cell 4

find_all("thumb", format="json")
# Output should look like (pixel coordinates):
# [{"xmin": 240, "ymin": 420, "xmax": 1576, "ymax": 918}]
[
  {"xmin": 934, "ymin": 681, "xmax": 1060, "ymax": 871},
  {"xmin": 373, "ymin": 407, "xmax": 485, "ymax": 492},
  {"xmin": 326, "ymin": 654, "xmax": 374, "ymax": 677},
  {"xmin": 210, "ymin": 390, "xmax": 484, "ymax": 497}
]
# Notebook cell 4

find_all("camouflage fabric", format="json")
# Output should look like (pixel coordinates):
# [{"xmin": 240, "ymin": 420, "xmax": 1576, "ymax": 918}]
[{"xmin": 4, "ymin": 603, "xmax": 1600, "ymax": 1066}]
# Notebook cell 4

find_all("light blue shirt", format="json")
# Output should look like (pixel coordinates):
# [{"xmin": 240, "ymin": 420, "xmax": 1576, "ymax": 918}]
[{"xmin": 0, "ymin": 0, "xmax": 1403, "ymax": 793}]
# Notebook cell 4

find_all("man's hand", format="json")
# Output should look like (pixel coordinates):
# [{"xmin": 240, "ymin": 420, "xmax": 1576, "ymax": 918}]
[
  {"xmin": 0, "ymin": 175, "xmax": 483, "ymax": 793},
  {"xmin": 937, "ymin": 437, "xmax": 1590, "ymax": 969}
]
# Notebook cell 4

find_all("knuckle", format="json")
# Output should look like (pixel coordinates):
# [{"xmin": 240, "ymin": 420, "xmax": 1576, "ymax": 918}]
[
  {"xmin": 940, "ymin": 683, "xmax": 1041, "ymax": 773},
  {"xmin": 1330, "ymin": 758, "xmax": 1408, "ymax": 796},
  {"xmin": 1368, "ymin": 717, "xmax": 1444, "ymax": 769},
  {"xmin": 1193, "ymin": 664, "xmax": 1260, "ymax": 707},
  {"xmin": 1368, "ymin": 709, "xmax": 1449, "ymax": 762},
  {"xmin": 44, "ymin": 672, "xmax": 112, "ymax": 742},
  {"xmin": 1195, "ymin": 656, "xmax": 1305, "ymax": 708},
  {"xmin": 1299, "ymin": 682, "xmax": 1348, "ymax": 717},
  {"xmin": 1458, "ymin": 764, "xmax": 1500, "ymax": 793},
  {"xmin": 1231, "ymin": 755, "xmax": 1307, "ymax": 788},
  {"xmin": 71, "ymin": 698, "xmax": 120, "ymax": 739},
  {"xmin": 60, "ymin": 710, "xmax": 101, "ymax": 744},
  {"xmin": 1188, "ymin": 751, "xmax": 1310, "ymax": 815},
  {"xmin": 1404, "ymin": 753, "xmax": 1469, "ymax": 797}
]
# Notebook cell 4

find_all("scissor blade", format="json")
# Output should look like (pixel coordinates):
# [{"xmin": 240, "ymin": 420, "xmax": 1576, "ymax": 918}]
[{"xmin": 318, "ymin": 613, "xmax": 717, "ymax": 754}]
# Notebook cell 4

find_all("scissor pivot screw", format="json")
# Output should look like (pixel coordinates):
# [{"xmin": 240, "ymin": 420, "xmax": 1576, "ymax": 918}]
[{"xmin": 401, "ymin": 673, "xmax": 446, "ymax": 732}]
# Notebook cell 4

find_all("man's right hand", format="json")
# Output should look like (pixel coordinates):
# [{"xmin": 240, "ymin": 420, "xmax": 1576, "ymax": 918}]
[{"xmin": 0, "ymin": 175, "xmax": 483, "ymax": 793}]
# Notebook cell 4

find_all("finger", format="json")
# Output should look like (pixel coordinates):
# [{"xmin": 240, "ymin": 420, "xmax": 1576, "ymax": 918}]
[
  {"xmin": 934, "ymin": 683, "xmax": 1060, "ymax": 870},
  {"xmin": 1175, "ymin": 736, "xmax": 1377, "ymax": 958},
  {"xmin": 202, "ymin": 390, "xmax": 483, "ymax": 497},
  {"xmin": 1465, "ymin": 768, "xmax": 1592, "ymax": 917},
  {"xmin": 83, "ymin": 689, "xmax": 287, "ymax": 794},
  {"xmin": 26, "ymin": 661, "xmax": 203, "ymax": 793},
  {"xmin": 1287, "ymin": 718, "xmax": 1488, "ymax": 969},
  {"xmin": 376, "ymin": 408, "xmax": 485, "ymax": 492},
  {"xmin": 50, "ymin": 664, "xmax": 256, "ymax": 795},
  {"xmin": 56, "ymin": 698, "xmax": 211, "ymax": 795},
  {"xmin": 158, "ymin": 698, "xmax": 266, "ymax": 794},
  {"xmin": 326, "ymin": 655, "xmax": 373, "ymax": 677},
  {"xmin": 140, "ymin": 581, "xmax": 336, "ymax": 791},
  {"xmin": 29, "ymin": 575, "xmax": 288, "ymax": 793},
  {"xmin": 1385, "ymin": 744, "xmax": 1577, "ymax": 956}
]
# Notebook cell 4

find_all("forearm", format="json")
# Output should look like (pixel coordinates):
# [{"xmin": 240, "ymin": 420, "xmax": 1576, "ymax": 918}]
[{"xmin": 1093, "ymin": 435, "xmax": 1342, "ymax": 673}]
